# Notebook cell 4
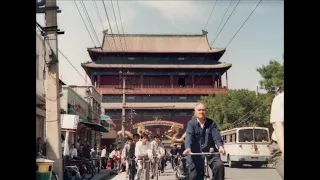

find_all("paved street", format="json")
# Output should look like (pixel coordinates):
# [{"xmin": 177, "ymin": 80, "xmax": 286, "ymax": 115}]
[{"xmin": 103, "ymin": 163, "xmax": 282, "ymax": 180}]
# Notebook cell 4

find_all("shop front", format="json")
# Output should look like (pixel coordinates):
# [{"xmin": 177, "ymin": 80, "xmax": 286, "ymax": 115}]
[
  {"xmin": 61, "ymin": 86, "xmax": 108, "ymax": 151},
  {"xmin": 61, "ymin": 86, "xmax": 90, "ymax": 147}
]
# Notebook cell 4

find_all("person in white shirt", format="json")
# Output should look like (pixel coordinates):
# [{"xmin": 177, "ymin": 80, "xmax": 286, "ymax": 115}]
[
  {"xmin": 135, "ymin": 134, "xmax": 153, "ymax": 180},
  {"xmin": 115, "ymin": 148, "xmax": 121, "ymax": 171},
  {"xmin": 61, "ymin": 134, "xmax": 69, "ymax": 156},
  {"xmin": 69, "ymin": 144, "xmax": 78, "ymax": 158},
  {"xmin": 269, "ymin": 92, "xmax": 284, "ymax": 179},
  {"xmin": 122, "ymin": 139, "xmax": 132, "ymax": 177},
  {"xmin": 100, "ymin": 146, "xmax": 107, "ymax": 169},
  {"xmin": 150, "ymin": 135, "xmax": 165, "ymax": 178},
  {"xmin": 109, "ymin": 147, "xmax": 116, "ymax": 169}
]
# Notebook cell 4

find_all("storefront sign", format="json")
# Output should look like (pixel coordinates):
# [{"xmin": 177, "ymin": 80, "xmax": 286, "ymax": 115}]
[{"xmin": 71, "ymin": 100, "xmax": 87, "ymax": 117}]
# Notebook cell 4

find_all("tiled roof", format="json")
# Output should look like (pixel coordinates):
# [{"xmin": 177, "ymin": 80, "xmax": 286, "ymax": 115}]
[{"xmin": 88, "ymin": 34, "xmax": 225, "ymax": 53}]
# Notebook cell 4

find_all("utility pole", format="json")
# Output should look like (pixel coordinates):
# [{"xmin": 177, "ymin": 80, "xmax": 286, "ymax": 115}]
[
  {"xmin": 256, "ymin": 86, "xmax": 259, "ymax": 98},
  {"xmin": 43, "ymin": 0, "xmax": 63, "ymax": 179},
  {"xmin": 128, "ymin": 109, "xmax": 136, "ymax": 132},
  {"xmin": 119, "ymin": 71, "xmax": 127, "ymax": 138}
]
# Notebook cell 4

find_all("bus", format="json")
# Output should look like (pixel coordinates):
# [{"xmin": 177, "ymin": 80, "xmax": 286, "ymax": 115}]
[{"xmin": 220, "ymin": 127, "xmax": 271, "ymax": 168}]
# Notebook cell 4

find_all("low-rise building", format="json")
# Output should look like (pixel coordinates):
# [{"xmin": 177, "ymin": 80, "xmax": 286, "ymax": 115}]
[
  {"xmin": 60, "ymin": 85, "xmax": 90, "ymax": 147},
  {"xmin": 69, "ymin": 86, "xmax": 109, "ymax": 149}
]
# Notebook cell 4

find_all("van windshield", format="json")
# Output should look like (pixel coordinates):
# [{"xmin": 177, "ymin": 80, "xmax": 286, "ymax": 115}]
[{"xmin": 238, "ymin": 129, "xmax": 269, "ymax": 143}]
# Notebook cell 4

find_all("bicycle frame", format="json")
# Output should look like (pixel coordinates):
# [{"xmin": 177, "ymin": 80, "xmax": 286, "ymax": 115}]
[
  {"xmin": 189, "ymin": 152, "xmax": 220, "ymax": 180},
  {"xmin": 140, "ymin": 158, "xmax": 150, "ymax": 180},
  {"xmin": 153, "ymin": 156, "xmax": 161, "ymax": 180}
]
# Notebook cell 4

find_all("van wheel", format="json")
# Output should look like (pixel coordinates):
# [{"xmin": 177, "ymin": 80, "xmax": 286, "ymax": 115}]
[{"xmin": 228, "ymin": 155, "xmax": 236, "ymax": 168}]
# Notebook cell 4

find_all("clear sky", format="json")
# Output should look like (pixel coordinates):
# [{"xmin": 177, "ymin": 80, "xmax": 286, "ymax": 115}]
[{"xmin": 36, "ymin": 0, "xmax": 283, "ymax": 91}]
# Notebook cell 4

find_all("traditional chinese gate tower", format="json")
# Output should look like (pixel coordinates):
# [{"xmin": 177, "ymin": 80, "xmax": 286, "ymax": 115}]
[{"xmin": 82, "ymin": 31, "xmax": 232, "ymax": 136}]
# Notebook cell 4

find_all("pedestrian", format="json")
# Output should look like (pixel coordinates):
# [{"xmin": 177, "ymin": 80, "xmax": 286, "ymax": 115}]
[{"xmin": 269, "ymin": 92, "xmax": 284, "ymax": 179}]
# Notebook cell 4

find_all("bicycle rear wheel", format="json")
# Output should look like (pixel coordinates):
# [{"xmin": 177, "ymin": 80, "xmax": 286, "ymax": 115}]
[{"xmin": 83, "ymin": 163, "xmax": 95, "ymax": 180}]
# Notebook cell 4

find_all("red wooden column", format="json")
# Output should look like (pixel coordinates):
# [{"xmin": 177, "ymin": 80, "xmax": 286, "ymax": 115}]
[
  {"xmin": 140, "ymin": 75, "xmax": 143, "ymax": 88},
  {"xmin": 219, "ymin": 76, "xmax": 222, "ymax": 88},
  {"xmin": 225, "ymin": 71, "xmax": 228, "ymax": 89},
  {"xmin": 212, "ymin": 75, "xmax": 215, "ymax": 88},
  {"xmin": 91, "ymin": 75, "xmax": 95, "ymax": 87},
  {"xmin": 192, "ymin": 75, "xmax": 195, "ymax": 88}
]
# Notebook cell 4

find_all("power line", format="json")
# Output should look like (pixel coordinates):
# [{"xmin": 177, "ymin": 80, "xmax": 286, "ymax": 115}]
[
  {"xmin": 225, "ymin": 0, "xmax": 262, "ymax": 47},
  {"xmin": 101, "ymin": 0, "xmax": 120, "ymax": 53},
  {"xmin": 58, "ymin": 49, "xmax": 88, "ymax": 85},
  {"xmin": 73, "ymin": 0, "xmax": 96, "ymax": 47},
  {"xmin": 111, "ymin": 0, "xmax": 128, "ymax": 73},
  {"xmin": 212, "ymin": 0, "xmax": 233, "ymax": 41},
  {"xmin": 189, "ymin": 0, "xmax": 240, "ymax": 88},
  {"xmin": 211, "ymin": 0, "xmax": 240, "ymax": 45},
  {"xmin": 191, "ymin": 0, "xmax": 218, "ymax": 56},
  {"xmin": 116, "ymin": 0, "xmax": 128, "ymax": 51},
  {"xmin": 110, "ymin": 0, "xmax": 124, "ymax": 52},
  {"xmin": 80, "ymin": 0, "xmax": 101, "ymax": 46},
  {"xmin": 93, "ymin": 0, "xmax": 104, "ymax": 30}
]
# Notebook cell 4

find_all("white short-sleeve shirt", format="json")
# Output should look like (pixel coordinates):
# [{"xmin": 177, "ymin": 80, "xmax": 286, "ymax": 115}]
[{"xmin": 270, "ymin": 92, "xmax": 284, "ymax": 141}]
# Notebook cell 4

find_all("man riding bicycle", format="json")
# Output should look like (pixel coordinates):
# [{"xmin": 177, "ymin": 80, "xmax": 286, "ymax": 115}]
[
  {"xmin": 150, "ymin": 135, "xmax": 165, "ymax": 179},
  {"xmin": 183, "ymin": 103, "xmax": 226, "ymax": 180},
  {"xmin": 170, "ymin": 144, "xmax": 178, "ymax": 169},
  {"xmin": 134, "ymin": 133, "xmax": 153, "ymax": 180},
  {"xmin": 129, "ymin": 134, "xmax": 140, "ymax": 180},
  {"xmin": 122, "ymin": 138, "xmax": 132, "ymax": 177}
]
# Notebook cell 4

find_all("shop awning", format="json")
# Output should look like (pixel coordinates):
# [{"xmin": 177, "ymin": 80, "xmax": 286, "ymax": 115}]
[
  {"xmin": 79, "ymin": 122, "xmax": 108, "ymax": 132},
  {"xmin": 100, "ymin": 114, "xmax": 116, "ymax": 129}
]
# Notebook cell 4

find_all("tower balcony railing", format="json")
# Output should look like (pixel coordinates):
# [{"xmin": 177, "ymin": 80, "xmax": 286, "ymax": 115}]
[{"xmin": 97, "ymin": 85, "xmax": 227, "ymax": 94}]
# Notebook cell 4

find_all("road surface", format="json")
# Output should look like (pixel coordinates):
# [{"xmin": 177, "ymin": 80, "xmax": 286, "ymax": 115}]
[{"xmin": 105, "ymin": 163, "xmax": 282, "ymax": 180}]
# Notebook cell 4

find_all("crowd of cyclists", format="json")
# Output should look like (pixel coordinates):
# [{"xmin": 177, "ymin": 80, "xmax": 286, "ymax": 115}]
[{"xmin": 120, "ymin": 133, "xmax": 187, "ymax": 180}]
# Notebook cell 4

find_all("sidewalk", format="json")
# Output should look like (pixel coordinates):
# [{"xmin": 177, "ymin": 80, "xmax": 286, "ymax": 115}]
[{"xmin": 90, "ymin": 169, "xmax": 118, "ymax": 180}]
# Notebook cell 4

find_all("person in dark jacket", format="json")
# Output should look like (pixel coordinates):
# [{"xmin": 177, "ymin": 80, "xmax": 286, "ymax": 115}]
[
  {"xmin": 129, "ymin": 133, "xmax": 139, "ymax": 180},
  {"xmin": 36, "ymin": 137, "xmax": 42, "ymax": 158},
  {"xmin": 183, "ymin": 103, "xmax": 226, "ymax": 180}
]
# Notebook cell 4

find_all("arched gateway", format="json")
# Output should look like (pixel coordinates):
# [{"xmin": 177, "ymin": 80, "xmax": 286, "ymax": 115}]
[{"xmin": 132, "ymin": 120, "xmax": 184, "ymax": 129}]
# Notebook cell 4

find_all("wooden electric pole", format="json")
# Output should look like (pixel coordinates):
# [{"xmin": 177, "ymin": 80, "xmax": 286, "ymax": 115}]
[{"xmin": 43, "ymin": 0, "xmax": 63, "ymax": 179}]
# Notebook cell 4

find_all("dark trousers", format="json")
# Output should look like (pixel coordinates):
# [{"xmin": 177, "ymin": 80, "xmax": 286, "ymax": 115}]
[
  {"xmin": 172, "ymin": 157, "xmax": 178, "ymax": 168},
  {"xmin": 269, "ymin": 142, "xmax": 284, "ymax": 179},
  {"xmin": 130, "ymin": 159, "xmax": 136, "ymax": 180},
  {"xmin": 101, "ymin": 157, "xmax": 106, "ymax": 168},
  {"xmin": 161, "ymin": 159, "xmax": 165, "ymax": 171},
  {"xmin": 188, "ymin": 155, "xmax": 224, "ymax": 180}
]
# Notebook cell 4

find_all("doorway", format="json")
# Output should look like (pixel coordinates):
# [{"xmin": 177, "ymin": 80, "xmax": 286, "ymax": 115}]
[{"xmin": 178, "ymin": 78, "xmax": 185, "ymax": 87}]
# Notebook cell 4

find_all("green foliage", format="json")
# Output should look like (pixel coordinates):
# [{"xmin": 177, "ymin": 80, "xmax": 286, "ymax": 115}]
[
  {"xmin": 201, "ymin": 89, "xmax": 268, "ymax": 130},
  {"xmin": 256, "ymin": 60, "xmax": 284, "ymax": 95},
  {"xmin": 200, "ymin": 58, "xmax": 284, "ymax": 131}
]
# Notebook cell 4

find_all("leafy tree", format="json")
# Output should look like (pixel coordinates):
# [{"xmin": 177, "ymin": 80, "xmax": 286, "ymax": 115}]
[
  {"xmin": 201, "ymin": 89, "xmax": 268, "ymax": 130},
  {"xmin": 200, "ymin": 58, "xmax": 284, "ymax": 131},
  {"xmin": 256, "ymin": 60, "xmax": 284, "ymax": 95}
]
